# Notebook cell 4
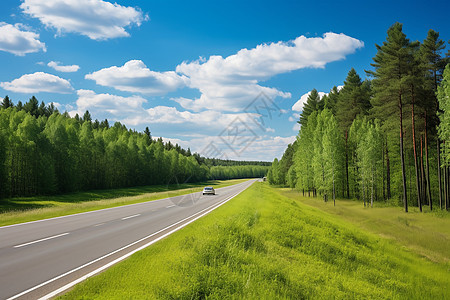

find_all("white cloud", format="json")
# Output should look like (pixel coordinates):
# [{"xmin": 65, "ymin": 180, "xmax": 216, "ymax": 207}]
[
  {"xmin": 175, "ymin": 32, "xmax": 363, "ymax": 112},
  {"xmin": 69, "ymin": 88, "xmax": 292, "ymax": 161},
  {"xmin": 292, "ymin": 90, "xmax": 327, "ymax": 112},
  {"xmin": 0, "ymin": 22, "xmax": 46, "ymax": 55},
  {"xmin": 0, "ymin": 72, "xmax": 73, "ymax": 93},
  {"xmin": 48, "ymin": 61, "xmax": 80, "ymax": 72},
  {"xmin": 123, "ymin": 105, "xmax": 260, "ymax": 133},
  {"xmin": 72, "ymin": 89, "xmax": 147, "ymax": 119},
  {"xmin": 293, "ymin": 123, "xmax": 301, "ymax": 131},
  {"xmin": 20, "ymin": 0, "xmax": 148, "ymax": 40},
  {"xmin": 86, "ymin": 60, "xmax": 187, "ymax": 95}
]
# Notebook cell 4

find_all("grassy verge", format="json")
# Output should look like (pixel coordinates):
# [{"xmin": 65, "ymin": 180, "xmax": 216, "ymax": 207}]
[
  {"xmin": 60, "ymin": 182, "xmax": 449, "ymax": 299},
  {"xmin": 0, "ymin": 179, "xmax": 250, "ymax": 227},
  {"xmin": 280, "ymin": 188, "xmax": 450, "ymax": 264}
]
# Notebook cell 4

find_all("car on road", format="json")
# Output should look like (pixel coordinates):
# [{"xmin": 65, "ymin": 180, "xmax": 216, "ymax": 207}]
[{"xmin": 202, "ymin": 186, "xmax": 215, "ymax": 195}]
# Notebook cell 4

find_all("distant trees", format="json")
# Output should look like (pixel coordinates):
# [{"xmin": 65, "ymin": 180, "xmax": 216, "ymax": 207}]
[
  {"xmin": 268, "ymin": 22, "xmax": 449, "ymax": 212},
  {"xmin": 210, "ymin": 165, "xmax": 269, "ymax": 180},
  {"xmin": 0, "ymin": 99, "xmax": 268, "ymax": 198}
]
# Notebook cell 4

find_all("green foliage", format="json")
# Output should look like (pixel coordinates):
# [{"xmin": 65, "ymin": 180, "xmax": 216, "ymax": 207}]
[
  {"xmin": 209, "ymin": 165, "xmax": 268, "ymax": 180},
  {"xmin": 299, "ymin": 88, "xmax": 323, "ymax": 127},
  {"xmin": 336, "ymin": 68, "xmax": 371, "ymax": 133},
  {"xmin": 0, "ymin": 99, "xmax": 267, "ymax": 198},
  {"xmin": 438, "ymin": 64, "xmax": 450, "ymax": 163},
  {"xmin": 274, "ymin": 23, "xmax": 448, "ymax": 211}
]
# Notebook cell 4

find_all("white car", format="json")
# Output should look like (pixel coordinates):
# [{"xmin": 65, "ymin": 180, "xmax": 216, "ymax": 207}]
[{"xmin": 202, "ymin": 187, "xmax": 215, "ymax": 195}]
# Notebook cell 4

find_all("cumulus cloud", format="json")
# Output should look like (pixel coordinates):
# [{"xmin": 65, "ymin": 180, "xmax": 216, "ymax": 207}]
[
  {"xmin": 48, "ymin": 61, "xmax": 80, "ymax": 72},
  {"xmin": 20, "ymin": 0, "xmax": 148, "ymax": 40},
  {"xmin": 72, "ymin": 89, "xmax": 147, "ymax": 119},
  {"xmin": 175, "ymin": 33, "xmax": 363, "ymax": 112},
  {"xmin": 0, "ymin": 72, "xmax": 73, "ymax": 93},
  {"xmin": 86, "ymin": 60, "xmax": 187, "ymax": 95},
  {"xmin": 70, "ymin": 88, "xmax": 292, "ymax": 160},
  {"xmin": 123, "ymin": 105, "xmax": 260, "ymax": 134},
  {"xmin": 0, "ymin": 22, "xmax": 46, "ymax": 55}
]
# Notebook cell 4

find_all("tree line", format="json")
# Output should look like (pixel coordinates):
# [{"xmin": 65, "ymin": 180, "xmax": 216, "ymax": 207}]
[
  {"xmin": 269, "ymin": 23, "xmax": 450, "ymax": 212},
  {"xmin": 0, "ymin": 98, "xmax": 268, "ymax": 198}
]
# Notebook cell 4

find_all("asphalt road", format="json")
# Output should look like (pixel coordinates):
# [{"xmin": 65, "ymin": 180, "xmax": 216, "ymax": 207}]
[{"xmin": 0, "ymin": 179, "xmax": 256, "ymax": 299}]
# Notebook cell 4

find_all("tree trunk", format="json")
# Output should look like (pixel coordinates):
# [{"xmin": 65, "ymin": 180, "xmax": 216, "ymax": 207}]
[
  {"xmin": 420, "ymin": 136, "xmax": 426, "ymax": 208},
  {"xmin": 399, "ymin": 94, "xmax": 408, "ymax": 212},
  {"xmin": 446, "ymin": 165, "xmax": 449, "ymax": 211},
  {"xmin": 386, "ymin": 142, "xmax": 391, "ymax": 200},
  {"xmin": 383, "ymin": 139, "xmax": 386, "ymax": 201},
  {"xmin": 333, "ymin": 160, "xmax": 336, "ymax": 207},
  {"xmin": 424, "ymin": 113, "xmax": 432, "ymax": 210},
  {"xmin": 438, "ymin": 140, "xmax": 442, "ymax": 209},
  {"xmin": 411, "ymin": 100, "xmax": 422, "ymax": 211},
  {"xmin": 445, "ymin": 144, "xmax": 448, "ymax": 210},
  {"xmin": 345, "ymin": 131, "xmax": 350, "ymax": 198},
  {"xmin": 371, "ymin": 168, "xmax": 374, "ymax": 208},
  {"xmin": 363, "ymin": 180, "xmax": 366, "ymax": 207}
]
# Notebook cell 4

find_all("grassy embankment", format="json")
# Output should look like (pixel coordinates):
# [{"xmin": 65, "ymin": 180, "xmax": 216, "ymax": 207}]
[
  {"xmin": 60, "ymin": 182, "xmax": 450, "ymax": 299},
  {"xmin": 0, "ymin": 179, "xmax": 249, "ymax": 227},
  {"xmin": 281, "ymin": 188, "xmax": 450, "ymax": 264}
]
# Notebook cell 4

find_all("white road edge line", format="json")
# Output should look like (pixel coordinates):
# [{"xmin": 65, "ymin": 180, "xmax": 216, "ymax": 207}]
[
  {"xmin": 14, "ymin": 233, "xmax": 70, "ymax": 248},
  {"xmin": 121, "ymin": 214, "xmax": 141, "ymax": 220},
  {"xmin": 6, "ymin": 181, "xmax": 253, "ymax": 300},
  {"xmin": 0, "ymin": 181, "xmax": 250, "ymax": 230}
]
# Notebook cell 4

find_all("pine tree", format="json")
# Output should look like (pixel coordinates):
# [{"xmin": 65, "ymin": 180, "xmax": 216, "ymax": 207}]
[
  {"xmin": 323, "ymin": 86, "xmax": 340, "ymax": 115},
  {"xmin": 1, "ymin": 96, "xmax": 13, "ymax": 109},
  {"xmin": 421, "ymin": 30, "xmax": 447, "ymax": 210},
  {"xmin": 83, "ymin": 110, "xmax": 92, "ymax": 123},
  {"xmin": 336, "ymin": 68, "xmax": 371, "ymax": 198},
  {"xmin": 299, "ymin": 89, "xmax": 323, "ymax": 127},
  {"xmin": 368, "ymin": 22, "xmax": 412, "ymax": 212},
  {"xmin": 23, "ymin": 96, "xmax": 39, "ymax": 117},
  {"xmin": 144, "ymin": 126, "xmax": 152, "ymax": 142}
]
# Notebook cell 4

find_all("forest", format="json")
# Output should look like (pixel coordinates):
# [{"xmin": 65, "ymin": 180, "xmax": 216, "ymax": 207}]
[
  {"xmin": 0, "ymin": 97, "xmax": 269, "ymax": 198},
  {"xmin": 268, "ymin": 23, "xmax": 450, "ymax": 212}
]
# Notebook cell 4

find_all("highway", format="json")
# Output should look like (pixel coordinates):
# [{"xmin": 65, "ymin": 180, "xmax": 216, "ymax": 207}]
[{"xmin": 0, "ymin": 179, "xmax": 256, "ymax": 299}]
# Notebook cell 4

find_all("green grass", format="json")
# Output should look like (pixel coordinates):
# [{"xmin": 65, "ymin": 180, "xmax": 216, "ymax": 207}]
[
  {"xmin": 60, "ymin": 182, "xmax": 450, "ymax": 299},
  {"xmin": 280, "ymin": 189, "xmax": 450, "ymax": 264},
  {"xmin": 0, "ymin": 179, "xmax": 250, "ymax": 227}
]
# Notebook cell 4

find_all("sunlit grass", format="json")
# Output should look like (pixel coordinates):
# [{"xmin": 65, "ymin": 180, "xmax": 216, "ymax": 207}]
[
  {"xmin": 0, "ymin": 179, "xmax": 249, "ymax": 226},
  {"xmin": 280, "ymin": 188, "xmax": 450, "ymax": 264},
  {"xmin": 60, "ymin": 182, "xmax": 450, "ymax": 299}
]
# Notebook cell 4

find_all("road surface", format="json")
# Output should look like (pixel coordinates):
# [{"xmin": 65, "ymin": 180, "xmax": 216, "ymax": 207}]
[{"xmin": 0, "ymin": 179, "xmax": 256, "ymax": 299}]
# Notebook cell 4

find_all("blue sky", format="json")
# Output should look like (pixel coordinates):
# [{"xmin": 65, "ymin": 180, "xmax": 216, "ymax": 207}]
[{"xmin": 0, "ymin": 0, "xmax": 449, "ymax": 161}]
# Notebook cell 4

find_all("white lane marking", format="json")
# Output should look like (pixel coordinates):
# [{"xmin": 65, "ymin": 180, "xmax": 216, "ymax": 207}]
[
  {"xmin": 166, "ymin": 205, "xmax": 176, "ymax": 208},
  {"xmin": 94, "ymin": 223, "xmax": 105, "ymax": 227},
  {"xmin": 38, "ymin": 184, "xmax": 252, "ymax": 300},
  {"xmin": 7, "ymin": 181, "xmax": 254, "ymax": 300},
  {"xmin": 121, "ymin": 214, "xmax": 141, "ymax": 220},
  {"xmin": 14, "ymin": 233, "xmax": 70, "ymax": 248},
  {"xmin": 0, "ymin": 180, "xmax": 253, "ymax": 229}
]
